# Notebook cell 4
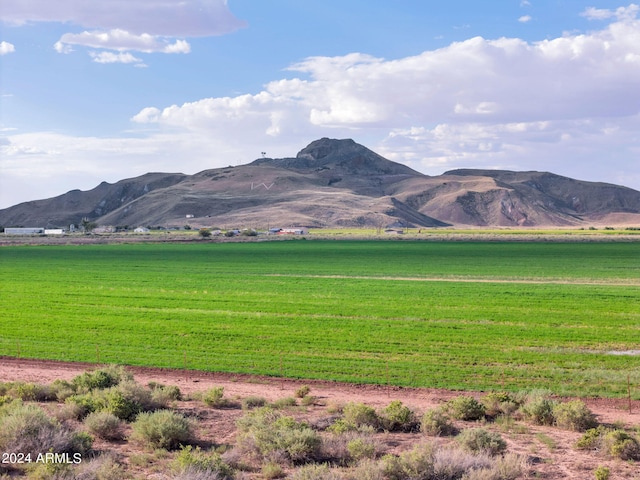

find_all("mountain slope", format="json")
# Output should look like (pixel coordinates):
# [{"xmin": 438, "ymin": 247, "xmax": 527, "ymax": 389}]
[{"xmin": 1, "ymin": 138, "xmax": 639, "ymax": 229}]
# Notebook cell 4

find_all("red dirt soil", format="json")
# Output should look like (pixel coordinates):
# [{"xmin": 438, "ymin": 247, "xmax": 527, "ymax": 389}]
[{"xmin": 1, "ymin": 357, "xmax": 639, "ymax": 479}]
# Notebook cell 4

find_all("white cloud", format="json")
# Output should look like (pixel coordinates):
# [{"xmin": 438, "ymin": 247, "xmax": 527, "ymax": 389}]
[
  {"xmin": 0, "ymin": 0, "xmax": 245, "ymax": 37},
  {"xmin": 582, "ymin": 4, "xmax": 639, "ymax": 21},
  {"xmin": 89, "ymin": 51, "xmax": 144, "ymax": 65},
  {"xmin": 56, "ymin": 29, "xmax": 191, "ymax": 54},
  {"xmin": 0, "ymin": 41, "xmax": 15, "ymax": 55},
  {"xmin": 518, "ymin": 15, "xmax": 532, "ymax": 23}
]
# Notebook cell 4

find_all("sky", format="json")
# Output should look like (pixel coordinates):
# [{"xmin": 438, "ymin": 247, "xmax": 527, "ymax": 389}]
[{"xmin": 1, "ymin": 1, "xmax": 640, "ymax": 209}]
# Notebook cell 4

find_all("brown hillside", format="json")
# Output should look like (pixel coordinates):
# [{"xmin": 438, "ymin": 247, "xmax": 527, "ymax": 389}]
[{"xmin": 1, "ymin": 138, "xmax": 639, "ymax": 229}]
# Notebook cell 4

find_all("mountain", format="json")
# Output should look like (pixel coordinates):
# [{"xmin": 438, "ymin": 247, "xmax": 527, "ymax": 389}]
[{"xmin": 2, "ymin": 138, "xmax": 640, "ymax": 229}]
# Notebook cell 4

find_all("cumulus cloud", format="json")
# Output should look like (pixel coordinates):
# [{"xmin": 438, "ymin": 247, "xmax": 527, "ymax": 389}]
[
  {"xmin": 89, "ymin": 51, "xmax": 144, "ymax": 65},
  {"xmin": 56, "ymin": 29, "xmax": 191, "ymax": 54},
  {"xmin": 0, "ymin": 41, "xmax": 15, "ymax": 55},
  {"xmin": 2, "ymin": 0, "xmax": 241, "ymax": 64},
  {"xmin": 518, "ymin": 15, "xmax": 532, "ymax": 23},
  {"xmin": 0, "ymin": 0, "xmax": 245, "ymax": 37},
  {"xmin": 582, "ymin": 4, "xmax": 639, "ymax": 21}
]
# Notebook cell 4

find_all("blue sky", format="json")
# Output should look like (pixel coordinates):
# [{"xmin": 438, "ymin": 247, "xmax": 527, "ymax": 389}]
[{"xmin": 1, "ymin": 1, "xmax": 639, "ymax": 208}]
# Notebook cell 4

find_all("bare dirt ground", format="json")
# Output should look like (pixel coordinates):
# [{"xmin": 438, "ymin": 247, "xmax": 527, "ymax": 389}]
[{"xmin": 1, "ymin": 357, "xmax": 639, "ymax": 479}]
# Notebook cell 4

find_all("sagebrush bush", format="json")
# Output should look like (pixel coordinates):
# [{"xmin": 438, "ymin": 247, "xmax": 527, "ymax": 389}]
[
  {"xmin": 72, "ymin": 453, "xmax": 127, "ymax": 480},
  {"xmin": 271, "ymin": 397, "xmax": 297, "ymax": 409},
  {"xmin": 261, "ymin": 461, "xmax": 286, "ymax": 479},
  {"xmin": 203, "ymin": 387, "xmax": 235, "ymax": 408},
  {"xmin": 0, "ymin": 402, "xmax": 92, "ymax": 457},
  {"xmin": 72, "ymin": 365, "xmax": 132, "ymax": 392},
  {"xmin": 456, "ymin": 428, "xmax": 507, "ymax": 456},
  {"xmin": 236, "ymin": 407, "xmax": 320, "ymax": 463},
  {"xmin": 446, "ymin": 396, "xmax": 486, "ymax": 421},
  {"xmin": 460, "ymin": 453, "xmax": 526, "ymax": 480},
  {"xmin": 520, "ymin": 395, "xmax": 557, "ymax": 426},
  {"xmin": 172, "ymin": 445, "xmax": 234, "ymax": 479},
  {"xmin": 7, "ymin": 382, "xmax": 56, "ymax": 402},
  {"xmin": 594, "ymin": 466, "xmax": 611, "ymax": 480},
  {"xmin": 342, "ymin": 402, "xmax": 380, "ymax": 429},
  {"xmin": 344, "ymin": 458, "xmax": 385, "ymax": 480},
  {"xmin": 379, "ymin": 400, "xmax": 417, "ymax": 432},
  {"xmin": 552, "ymin": 400, "xmax": 597, "ymax": 431},
  {"xmin": 289, "ymin": 463, "xmax": 342, "ymax": 480},
  {"xmin": 242, "ymin": 396, "xmax": 267, "ymax": 410},
  {"xmin": 481, "ymin": 392, "xmax": 520, "ymax": 418},
  {"xmin": 149, "ymin": 382, "xmax": 182, "ymax": 406},
  {"xmin": 347, "ymin": 437, "xmax": 378, "ymax": 461},
  {"xmin": 131, "ymin": 410, "xmax": 194, "ymax": 450},
  {"xmin": 382, "ymin": 442, "xmax": 436, "ymax": 480},
  {"xmin": 421, "ymin": 408, "xmax": 456, "ymax": 436},
  {"xmin": 295, "ymin": 385, "xmax": 311, "ymax": 398},
  {"xmin": 83, "ymin": 411, "xmax": 125, "ymax": 441},
  {"xmin": 575, "ymin": 426, "xmax": 640, "ymax": 460}
]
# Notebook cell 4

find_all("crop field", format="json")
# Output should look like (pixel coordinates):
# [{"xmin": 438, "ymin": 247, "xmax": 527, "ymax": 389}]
[{"xmin": 1, "ymin": 240, "xmax": 639, "ymax": 398}]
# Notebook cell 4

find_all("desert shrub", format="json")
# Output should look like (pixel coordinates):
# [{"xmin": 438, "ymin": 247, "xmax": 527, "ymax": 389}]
[
  {"xmin": 379, "ymin": 400, "xmax": 418, "ymax": 432},
  {"xmin": 576, "ymin": 427, "xmax": 640, "ymax": 460},
  {"xmin": 461, "ymin": 452, "xmax": 526, "ymax": 480},
  {"xmin": 300, "ymin": 395, "xmax": 316, "ymax": 406},
  {"xmin": 456, "ymin": 428, "xmax": 507, "ymax": 456},
  {"xmin": 149, "ymin": 383, "xmax": 182, "ymax": 405},
  {"xmin": 261, "ymin": 461, "xmax": 285, "ymax": 479},
  {"xmin": 64, "ymin": 393, "xmax": 101, "ymax": 419},
  {"xmin": 520, "ymin": 394, "xmax": 557, "ymax": 426},
  {"xmin": 289, "ymin": 463, "xmax": 342, "ymax": 480},
  {"xmin": 327, "ymin": 418, "xmax": 355, "ymax": 434},
  {"xmin": 83, "ymin": 411, "xmax": 125, "ymax": 441},
  {"xmin": 50, "ymin": 379, "xmax": 76, "ymax": 402},
  {"xmin": 347, "ymin": 437, "xmax": 378, "ymax": 461},
  {"xmin": 343, "ymin": 402, "xmax": 380, "ymax": 429},
  {"xmin": 271, "ymin": 396, "xmax": 297, "ymax": 409},
  {"xmin": 594, "ymin": 466, "xmax": 610, "ymax": 480},
  {"xmin": 0, "ymin": 402, "xmax": 92, "ymax": 457},
  {"xmin": 242, "ymin": 396, "xmax": 268, "ymax": 410},
  {"xmin": 71, "ymin": 365, "xmax": 131, "ymax": 392},
  {"xmin": 71, "ymin": 453, "xmax": 127, "ymax": 480},
  {"xmin": 575, "ymin": 426, "xmax": 608, "ymax": 451},
  {"xmin": 173, "ymin": 445, "xmax": 234, "ymax": 479},
  {"xmin": 552, "ymin": 400, "xmax": 597, "ymax": 431},
  {"xmin": 131, "ymin": 410, "xmax": 194, "ymax": 450},
  {"xmin": 421, "ymin": 408, "xmax": 457, "ymax": 436},
  {"xmin": 99, "ymin": 387, "xmax": 144, "ymax": 421},
  {"xmin": 294, "ymin": 385, "xmax": 311, "ymax": 399},
  {"xmin": 602, "ymin": 429, "xmax": 640, "ymax": 460},
  {"xmin": 481, "ymin": 392, "xmax": 520, "ymax": 418},
  {"xmin": 203, "ymin": 387, "xmax": 235, "ymax": 408},
  {"xmin": 7, "ymin": 382, "xmax": 56, "ymax": 402},
  {"xmin": 344, "ymin": 459, "xmax": 385, "ymax": 480},
  {"xmin": 382, "ymin": 443, "xmax": 436, "ymax": 480},
  {"xmin": 446, "ymin": 396, "xmax": 486, "ymax": 421},
  {"xmin": 236, "ymin": 407, "xmax": 320, "ymax": 463},
  {"xmin": 432, "ymin": 447, "xmax": 493, "ymax": 479}
]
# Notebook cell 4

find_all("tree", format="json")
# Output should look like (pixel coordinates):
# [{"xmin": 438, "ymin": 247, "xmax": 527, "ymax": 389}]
[
  {"xmin": 198, "ymin": 228, "xmax": 212, "ymax": 238},
  {"xmin": 80, "ymin": 218, "xmax": 97, "ymax": 233}
]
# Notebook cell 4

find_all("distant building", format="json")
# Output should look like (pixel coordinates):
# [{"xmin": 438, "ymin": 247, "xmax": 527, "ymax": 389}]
[
  {"xmin": 279, "ymin": 227, "xmax": 309, "ymax": 235},
  {"xmin": 44, "ymin": 229, "xmax": 64, "ymax": 235},
  {"xmin": 134, "ymin": 227, "xmax": 150, "ymax": 233},
  {"xmin": 4, "ymin": 227, "xmax": 45, "ymax": 235}
]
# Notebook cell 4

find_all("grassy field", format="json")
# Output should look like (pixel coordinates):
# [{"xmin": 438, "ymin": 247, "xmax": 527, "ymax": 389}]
[{"xmin": 1, "ymin": 240, "xmax": 639, "ymax": 398}]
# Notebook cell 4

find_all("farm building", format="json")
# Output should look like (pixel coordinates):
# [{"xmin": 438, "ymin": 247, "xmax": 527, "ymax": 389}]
[
  {"xmin": 4, "ymin": 227, "xmax": 45, "ymax": 235},
  {"xmin": 279, "ymin": 227, "xmax": 309, "ymax": 235},
  {"xmin": 44, "ymin": 229, "xmax": 64, "ymax": 235},
  {"xmin": 134, "ymin": 227, "xmax": 150, "ymax": 233}
]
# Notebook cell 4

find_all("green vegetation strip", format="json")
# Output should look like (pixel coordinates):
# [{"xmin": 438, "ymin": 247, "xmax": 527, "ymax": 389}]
[{"xmin": 1, "ymin": 241, "xmax": 639, "ymax": 398}]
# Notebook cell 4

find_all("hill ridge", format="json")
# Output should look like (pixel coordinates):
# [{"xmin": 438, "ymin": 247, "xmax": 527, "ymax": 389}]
[{"xmin": 1, "ymin": 138, "xmax": 639, "ymax": 229}]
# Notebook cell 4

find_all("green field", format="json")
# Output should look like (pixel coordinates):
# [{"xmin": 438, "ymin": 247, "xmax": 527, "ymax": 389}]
[{"xmin": 1, "ymin": 240, "xmax": 639, "ymax": 398}]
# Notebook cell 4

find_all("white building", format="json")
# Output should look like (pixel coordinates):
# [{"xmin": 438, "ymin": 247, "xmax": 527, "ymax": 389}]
[{"xmin": 4, "ymin": 227, "xmax": 45, "ymax": 235}]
